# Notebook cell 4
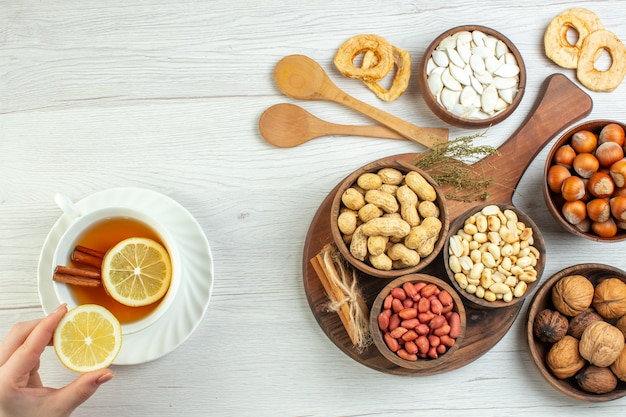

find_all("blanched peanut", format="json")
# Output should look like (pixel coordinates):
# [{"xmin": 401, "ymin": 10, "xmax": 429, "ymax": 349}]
[{"xmin": 448, "ymin": 205, "xmax": 539, "ymax": 303}]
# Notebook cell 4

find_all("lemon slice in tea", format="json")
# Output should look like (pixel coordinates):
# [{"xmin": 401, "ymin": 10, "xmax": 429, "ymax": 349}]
[
  {"xmin": 102, "ymin": 237, "xmax": 172, "ymax": 307},
  {"xmin": 54, "ymin": 304, "xmax": 122, "ymax": 373}
]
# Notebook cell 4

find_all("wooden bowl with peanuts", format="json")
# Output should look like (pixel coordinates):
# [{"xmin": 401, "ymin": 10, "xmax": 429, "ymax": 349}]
[
  {"xmin": 442, "ymin": 203, "xmax": 546, "ymax": 309},
  {"xmin": 330, "ymin": 157, "xmax": 449, "ymax": 279}
]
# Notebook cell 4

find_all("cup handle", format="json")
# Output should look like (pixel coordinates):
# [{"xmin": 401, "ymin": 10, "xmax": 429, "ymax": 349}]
[{"xmin": 54, "ymin": 193, "xmax": 82, "ymax": 221}]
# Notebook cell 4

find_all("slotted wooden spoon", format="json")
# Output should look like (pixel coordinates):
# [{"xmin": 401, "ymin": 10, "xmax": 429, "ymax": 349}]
[{"xmin": 273, "ymin": 55, "xmax": 449, "ymax": 149}]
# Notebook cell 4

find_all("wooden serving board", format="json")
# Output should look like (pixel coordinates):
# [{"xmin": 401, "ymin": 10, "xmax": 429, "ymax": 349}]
[{"xmin": 302, "ymin": 74, "xmax": 593, "ymax": 376}]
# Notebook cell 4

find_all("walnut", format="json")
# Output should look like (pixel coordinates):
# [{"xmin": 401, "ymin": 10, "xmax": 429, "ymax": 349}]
[
  {"xmin": 593, "ymin": 277, "xmax": 626, "ymax": 319},
  {"xmin": 576, "ymin": 365, "xmax": 618, "ymax": 394},
  {"xmin": 616, "ymin": 315, "xmax": 626, "ymax": 339},
  {"xmin": 546, "ymin": 335, "xmax": 585, "ymax": 379},
  {"xmin": 568, "ymin": 309, "xmax": 604, "ymax": 339},
  {"xmin": 579, "ymin": 321, "xmax": 625, "ymax": 367},
  {"xmin": 610, "ymin": 346, "xmax": 626, "ymax": 382},
  {"xmin": 533, "ymin": 309, "xmax": 569, "ymax": 343},
  {"xmin": 552, "ymin": 274, "xmax": 594, "ymax": 316}
]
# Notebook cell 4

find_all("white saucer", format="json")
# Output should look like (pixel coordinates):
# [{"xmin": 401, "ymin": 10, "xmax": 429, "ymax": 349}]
[{"xmin": 37, "ymin": 187, "xmax": 214, "ymax": 365}]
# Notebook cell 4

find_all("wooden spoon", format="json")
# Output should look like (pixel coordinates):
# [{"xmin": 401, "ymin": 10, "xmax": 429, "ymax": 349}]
[
  {"xmin": 273, "ymin": 55, "xmax": 449, "ymax": 149},
  {"xmin": 259, "ymin": 103, "xmax": 406, "ymax": 147}
]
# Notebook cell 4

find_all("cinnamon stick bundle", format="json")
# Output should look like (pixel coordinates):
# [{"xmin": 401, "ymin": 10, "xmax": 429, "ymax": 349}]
[{"xmin": 310, "ymin": 243, "xmax": 370, "ymax": 349}]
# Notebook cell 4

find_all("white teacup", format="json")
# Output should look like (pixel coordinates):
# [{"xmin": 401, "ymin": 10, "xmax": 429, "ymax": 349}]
[{"xmin": 52, "ymin": 194, "xmax": 181, "ymax": 335}]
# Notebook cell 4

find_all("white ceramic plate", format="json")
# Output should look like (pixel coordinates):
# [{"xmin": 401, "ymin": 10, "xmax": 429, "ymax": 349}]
[{"xmin": 37, "ymin": 187, "xmax": 214, "ymax": 365}]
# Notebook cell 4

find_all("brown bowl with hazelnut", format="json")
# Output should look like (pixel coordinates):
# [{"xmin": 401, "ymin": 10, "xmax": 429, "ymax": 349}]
[
  {"xmin": 330, "ymin": 157, "xmax": 449, "ymax": 279},
  {"xmin": 418, "ymin": 25, "xmax": 526, "ymax": 129},
  {"xmin": 443, "ymin": 203, "xmax": 546, "ymax": 309},
  {"xmin": 543, "ymin": 120, "xmax": 626, "ymax": 242},
  {"xmin": 527, "ymin": 263, "xmax": 626, "ymax": 401},
  {"xmin": 370, "ymin": 273, "xmax": 466, "ymax": 372}
]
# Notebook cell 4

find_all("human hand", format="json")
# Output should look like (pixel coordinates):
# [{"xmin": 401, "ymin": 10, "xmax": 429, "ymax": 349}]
[{"xmin": 0, "ymin": 304, "xmax": 114, "ymax": 417}]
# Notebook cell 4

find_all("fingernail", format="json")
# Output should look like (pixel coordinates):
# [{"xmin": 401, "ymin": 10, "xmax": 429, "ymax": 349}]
[
  {"xmin": 53, "ymin": 304, "xmax": 68, "ymax": 314},
  {"xmin": 96, "ymin": 370, "xmax": 114, "ymax": 385}
]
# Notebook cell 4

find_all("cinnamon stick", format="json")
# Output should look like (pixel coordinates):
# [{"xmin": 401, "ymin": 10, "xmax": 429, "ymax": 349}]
[
  {"xmin": 53, "ymin": 266, "xmax": 102, "ymax": 287},
  {"xmin": 71, "ymin": 246, "xmax": 104, "ymax": 269},
  {"xmin": 55, "ymin": 265, "xmax": 101, "ymax": 279}
]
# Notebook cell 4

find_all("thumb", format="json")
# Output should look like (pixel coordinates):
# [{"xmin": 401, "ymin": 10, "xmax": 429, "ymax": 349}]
[{"xmin": 51, "ymin": 369, "xmax": 114, "ymax": 415}]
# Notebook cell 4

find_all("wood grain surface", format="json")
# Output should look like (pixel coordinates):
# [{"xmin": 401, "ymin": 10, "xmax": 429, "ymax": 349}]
[{"xmin": 3, "ymin": 1, "xmax": 626, "ymax": 416}]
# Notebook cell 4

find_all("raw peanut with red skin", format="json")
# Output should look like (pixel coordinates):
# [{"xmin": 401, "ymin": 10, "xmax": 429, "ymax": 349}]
[
  {"xmin": 436, "ymin": 344, "xmax": 447, "ymax": 355},
  {"xmin": 383, "ymin": 294, "xmax": 393, "ymax": 309},
  {"xmin": 428, "ymin": 315, "xmax": 446, "ymax": 330},
  {"xmin": 397, "ymin": 349, "xmax": 418, "ymax": 361},
  {"xmin": 417, "ymin": 297, "xmax": 430, "ymax": 313},
  {"xmin": 430, "ymin": 298, "xmax": 444, "ymax": 315},
  {"xmin": 402, "ymin": 298, "xmax": 414, "ymax": 308},
  {"xmin": 392, "ymin": 298, "xmax": 404, "ymax": 313},
  {"xmin": 420, "ymin": 283, "xmax": 439, "ymax": 298},
  {"xmin": 402, "ymin": 330, "xmax": 418, "ymax": 342},
  {"xmin": 412, "ymin": 294, "xmax": 421, "ymax": 302},
  {"xmin": 416, "ymin": 335, "xmax": 430, "ymax": 354},
  {"xmin": 405, "ymin": 340, "xmax": 419, "ymax": 354},
  {"xmin": 382, "ymin": 308, "xmax": 392, "ymax": 319},
  {"xmin": 384, "ymin": 332, "xmax": 399, "ymax": 352},
  {"xmin": 413, "ymin": 282, "xmax": 427, "ymax": 294},
  {"xmin": 418, "ymin": 311, "xmax": 435, "ymax": 323},
  {"xmin": 403, "ymin": 282, "xmax": 418, "ymax": 298},
  {"xmin": 439, "ymin": 335, "xmax": 456, "ymax": 347},
  {"xmin": 428, "ymin": 334, "xmax": 441, "ymax": 347},
  {"xmin": 400, "ymin": 318, "xmax": 420, "ymax": 329},
  {"xmin": 428, "ymin": 346, "xmax": 438, "ymax": 359},
  {"xmin": 378, "ymin": 313, "xmax": 390, "ymax": 331},
  {"xmin": 441, "ymin": 303, "xmax": 454, "ymax": 314},
  {"xmin": 416, "ymin": 323, "xmax": 430, "ymax": 335},
  {"xmin": 391, "ymin": 287, "xmax": 406, "ymax": 300},
  {"xmin": 399, "ymin": 307, "xmax": 418, "ymax": 320},
  {"xmin": 433, "ymin": 324, "xmax": 451, "ymax": 337},
  {"xmin": 389, "ymin": 314, "xmax": 401, "ymax": 331},
  {"xmin": 448, "ymin": 312, "xmax": 461, "ymax": 339},
  {"xmin": 438, "ymin": 290, "xmax": 453, "ymax": 307},
  {"xmin": 390, "ymin": 326, "xmax": 408, "ymax": 338}
]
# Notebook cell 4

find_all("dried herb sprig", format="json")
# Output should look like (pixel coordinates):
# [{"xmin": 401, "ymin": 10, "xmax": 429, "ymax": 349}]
[{"xmin": 414, "ymin": 132, "xmax": 500, "ymax": 202}]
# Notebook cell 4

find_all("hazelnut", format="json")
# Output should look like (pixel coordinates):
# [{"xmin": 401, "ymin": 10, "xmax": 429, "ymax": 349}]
[
  {"xmin": 610, "ymin": 346, "xmax": 626, "ymax": 382},
  {"xmin": 579, "ymin": 321, "xmax": 625, "ymax": 367},
  {"xmin": 533, "ymin": 309, "xmax": 569, "ymax": 343},
  {"xmin": 576, "ymin": 365, "xmax": 618, "ymax": 394},
  {"xmin": 552, "ymin": 274, "xmax": 595, "ymax": 316},
  {"xmin": 546, "ymin": 335, "xmax": 585, "ymax": 379},
  {"xmin": 568, "ymin": 309, "xmax": 603, "ymax": 339},
  {"xmin": 593, "ymin": 277, "xmax": 626, "ymax": 319}
]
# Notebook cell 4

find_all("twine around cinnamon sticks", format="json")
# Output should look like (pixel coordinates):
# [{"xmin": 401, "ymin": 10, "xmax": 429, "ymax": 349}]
[{"xmin": 310, "ymin": 243, "xmax": 371, "ymax": 350}]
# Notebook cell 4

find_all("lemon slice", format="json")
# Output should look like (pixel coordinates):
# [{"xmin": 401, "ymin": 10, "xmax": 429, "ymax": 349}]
[
  {"xmin": 54, "ymin": 304, "xmax": 122, "ymax": 373},
  {"xmin": 102, "ymin": 237, "xmax": 172, "ymax": 307}
]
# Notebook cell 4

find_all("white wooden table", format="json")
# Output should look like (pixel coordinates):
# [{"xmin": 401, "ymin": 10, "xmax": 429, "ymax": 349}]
[{"xmin": 2, "ymin": 1, "xmax": 626, "ymax": 415}]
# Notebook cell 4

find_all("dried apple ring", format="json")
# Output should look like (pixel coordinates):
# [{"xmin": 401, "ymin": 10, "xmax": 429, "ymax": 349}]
[
  {"xmin": 577, "ymin": 29, "xmax": 626, "ymax": 92},
  {"xmin": 361, "ymin": 46, "xmax": 412, "ymax": 102},
  {"xmin": 334, "ymin": 34, "xmax": 394, "ymax": 82},
  {"xmin": 544, "ymin": 8, "xmax": 604, "ymax": 69}
]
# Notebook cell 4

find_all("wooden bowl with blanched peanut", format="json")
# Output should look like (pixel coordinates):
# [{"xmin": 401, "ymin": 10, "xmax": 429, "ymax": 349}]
[{"xmin": 329, "ymin": 158, "xmax": 449, "ymax": 279}]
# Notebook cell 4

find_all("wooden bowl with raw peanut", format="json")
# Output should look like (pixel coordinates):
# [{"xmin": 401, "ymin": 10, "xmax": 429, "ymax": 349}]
[
  {"xmin": 330, "ymin": 158, "xmax": 449, "ymax": 279},
  {"xmin": 370, "ymin": 273, "xmax": 466, "ymax": 370}
]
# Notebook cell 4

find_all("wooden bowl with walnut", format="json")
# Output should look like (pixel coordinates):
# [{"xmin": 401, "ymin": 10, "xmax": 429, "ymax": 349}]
[{"xmin": 526, "ymin": 263, "xmax": 626, "ymax": 401}]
